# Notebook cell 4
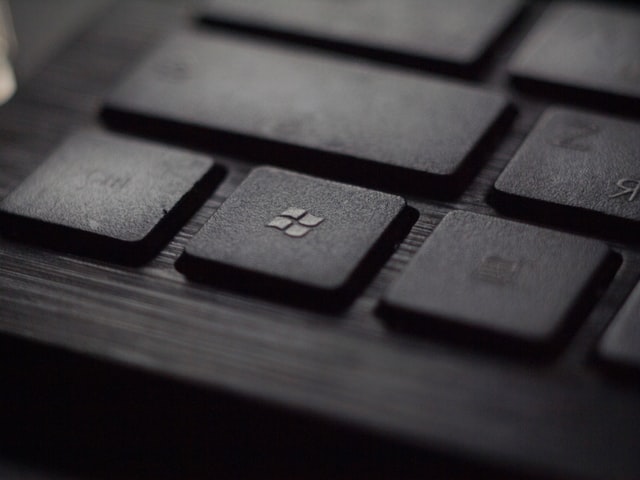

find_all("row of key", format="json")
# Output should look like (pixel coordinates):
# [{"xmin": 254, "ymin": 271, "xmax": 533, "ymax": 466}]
[{"xmin": 1, "ymin": 0, "xmax": 639, "ymax": 372}]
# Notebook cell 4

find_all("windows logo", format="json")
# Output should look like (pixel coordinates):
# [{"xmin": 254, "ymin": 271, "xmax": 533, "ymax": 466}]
[{"xmin": 266, "ymin": 207, "xmax": 325, "ymax": 238}]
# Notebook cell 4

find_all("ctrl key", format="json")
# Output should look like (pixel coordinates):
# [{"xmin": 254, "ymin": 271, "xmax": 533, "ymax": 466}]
[
  {"xmin": 380, "ymin": 211, "xmax": 618, "ymax": 351},
  {"xmin": 0, "ymin": 130, "xmax": 222, "ymax": 264}
]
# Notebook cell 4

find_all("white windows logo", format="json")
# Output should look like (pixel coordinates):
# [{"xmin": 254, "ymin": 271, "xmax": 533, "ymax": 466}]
[{"xmin": 266, "ymin": 207, "xmax": 325, "ymax": 238}]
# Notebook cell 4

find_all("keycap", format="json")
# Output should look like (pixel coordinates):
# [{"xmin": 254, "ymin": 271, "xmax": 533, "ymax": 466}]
[
  {"xmin": 599, "ymin": 282, "xmax": 640, "ymax": 373},
  {"xmin": 0, "ymin": 130, "xmax": 221, "ymax": 264},
  {"xmin": 493, "ymin": 108, "xmax": 640, "ymax": 232},
  {"xmin": 509, "ymin": 2, "xmax": 640, "ymax": 108},
  {"xmin": 201, "ymin": 0, "xmax": 524, "ymax": 73},
  {"xmin": 380, "ymin": 211, "xmax": 615, "ymax": 349},
  {"xmin": 104, "ymin": 31, "xmax": 511, "ymax": 186},
  {"xmin": 177, "ymin": 166, "xmax": 411, "ymax": 305}
]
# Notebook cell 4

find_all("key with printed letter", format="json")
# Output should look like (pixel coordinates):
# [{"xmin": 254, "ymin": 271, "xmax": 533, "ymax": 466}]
[
  {"xmin": 177, "ymin": 167, "xmax": 413, "ymax": 307},
  {"xmin": 0, "ymin": 130, "xmax": 223, "ymax": 264},
  {"xmin": 493, "ymin": 108, "xmax": 640, "ymax": 236},
  {"xmin": 380, "ymin": 211, "xmax": 617, "ymax": 351},
  {"xmin": 104, "ymin": 31, "xmax": 511, "ymax": 190}
]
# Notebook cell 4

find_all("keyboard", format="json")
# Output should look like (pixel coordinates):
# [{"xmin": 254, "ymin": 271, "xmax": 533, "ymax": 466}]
[{"xmin": 1, "ymin": 1, "xmax": 639, "ymax": 478}]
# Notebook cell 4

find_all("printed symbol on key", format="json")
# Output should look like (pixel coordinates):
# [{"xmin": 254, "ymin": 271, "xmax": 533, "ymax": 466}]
[
  {"xmin": 153, "ymin": 56, "xmax": 193, "ymax": 83},
  {"xmin": 550, "ymin": 121, "xmax": 600, "ymax": 152},
  {"xmin": 610, "ymin": 179, "xmax": 640, "ymax": 202},
  {"xmin": 267, "ymin": 207, "xmax": 324, "ymax": 238},
  {"xmin": 76, "ymin": 170, "xmax": 131, "ymax": 192},
  {"xmin": 619, "ymin": 60, "xmax": 640, "ymax": 82},
  {"xmin": 473, "ymin": 255, "xmax": 521, "ymax": 285}
]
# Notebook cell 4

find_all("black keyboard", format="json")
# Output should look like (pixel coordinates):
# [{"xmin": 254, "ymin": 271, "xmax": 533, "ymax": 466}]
[{"xmin": 1, "ymin": 1, "xmax": 640, "ymax": 478}]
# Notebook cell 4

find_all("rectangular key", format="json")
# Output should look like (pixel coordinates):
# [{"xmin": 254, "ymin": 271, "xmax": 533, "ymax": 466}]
[
  {"xmin": 380, "ymin": 211, "xmax": 616, "ymax": 350},
  {"xmin": 104, "ymin": 31, "xmax": 511, "ymax": 186},
  {"xmin": 493, "ymin": 108, "xmax": 640, "ymax": 233},
  {"xmin": 0, "ymin": 130, "xmax": 222, "ymax": 264},
  {"xmin": 509, "ymin": 2, "xmax": 640, "ymax": 108},
  {"xmin": 177, "ymin": 167, "xmax": 413, "ymax": 307},
  {"xmin": 201, "ymin": 0, "xmax": 524, "ymax": 73},
  {"xmin": 599, "ymin": 282, "xmax": 640, "ymax": 373}
]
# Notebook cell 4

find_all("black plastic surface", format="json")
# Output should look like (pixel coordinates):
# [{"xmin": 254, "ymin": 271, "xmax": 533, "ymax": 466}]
[
  {"xmin": 493, "ymin": 108, "xmax": 640, "ymax": 235},
  {"xmin": 2, "ymin": 1, "xmax": 640, "ymax": 479},
  {"xmin": 104, "ymin": 30, "xmax": 511, "ymax": 184},
  {"xmin": 0, "ymin": 129, "xmax": 221, "ymax": 264},
  {"xmin": 380, "ymin": 211, "xmax": 616, "ymax": 349},
  {"xmin": 179, "ymin": 166, "xmax": 411, "ymax": 306},
  {"xmin": 201, "ymin": 0, "xmax": 524, "ymax": 73},
  {"xmin": 600, "ymin": 281, "xmax": 640, "ymax": 372},
  {"xmin": 510, "ymin": 2, "xmax": 640, "ymax": 108}
]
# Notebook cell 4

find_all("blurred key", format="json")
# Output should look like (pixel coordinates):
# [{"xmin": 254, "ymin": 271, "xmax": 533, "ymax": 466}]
[
  {"xmin": 599, "ymin": 282, "xmax": 640, "ymax": 373},
  {"xmin": 510, "ymin": 2, "xmax": 640, "ymax": 109},
  {"xmin": 104, "ymin": 31, "xmax": 511, "ymax": 187},
  {"xmin": 201, "ymin": 0, "xmax": 524, "ymax": 73}
]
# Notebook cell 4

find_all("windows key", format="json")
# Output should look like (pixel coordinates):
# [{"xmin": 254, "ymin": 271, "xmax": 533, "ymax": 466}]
[{"xmin": 177, "ymin": 167, "xmax": 413, "ymax": 307}]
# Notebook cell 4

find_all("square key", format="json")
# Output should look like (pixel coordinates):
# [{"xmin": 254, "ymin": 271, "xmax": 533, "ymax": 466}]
[
  {"xmin": 178, "ymin": 167, "xmax": 409, "ymax": 303},
  {"xmin": 509, "ymin": 2, "xmax": 640, "ymax": 106},
  {"xmin": 494, "ymin": 108, "xmax": 640, "ymax": 226},
  {"xmin": 380, "ymin": 211, "xmax": 615, "ymax": 347},
  {"xmin": 0, "ymin": 130, "xmax": 220, "ymax": 264}
]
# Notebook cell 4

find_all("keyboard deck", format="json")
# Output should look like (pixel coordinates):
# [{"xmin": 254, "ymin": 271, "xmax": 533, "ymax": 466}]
[{"xmin": 1, "ymin": 1, "xmax": 640, "ymax": 478}]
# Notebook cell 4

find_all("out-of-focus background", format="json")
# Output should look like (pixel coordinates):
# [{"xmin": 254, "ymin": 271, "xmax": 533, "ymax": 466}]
[{"xmin": 8, "ymin": 0, "xmax": 113, "ymax": 81}]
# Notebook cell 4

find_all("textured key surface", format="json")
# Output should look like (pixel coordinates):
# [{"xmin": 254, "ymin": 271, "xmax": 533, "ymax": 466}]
[
  {"xmin": 599, "ymin": 282, "xmax": 640, "ymax": 372},
  {"xmin": 380, "ymin": 211, "xmax": 614, "ymax": 346},
  {"xmin": 494, "ymin": 108, "xmax": 640, "ymax": 227},
  {"xmin": 104, "ymin": 31, "xmax": 510, "ymax": 182},
  {"xmin": 509, "ymin": 2, "xmax": 640, "ymax": 105},
  {"xmin": 201, "ymin": 0, "xmax": 523, "ymax": 71},
  {"xmin": 0, "ymin": 130, "xmax": 219, "ymax": 263},
  {"xmin": 4, "ymin": 2, "xmax": 640, "ymax": 480},
  {"xmin": 179, "ymin": 167, "xmax": 408, "ymax": 301}
]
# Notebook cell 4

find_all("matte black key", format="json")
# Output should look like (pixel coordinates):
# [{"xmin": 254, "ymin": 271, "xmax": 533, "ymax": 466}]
[
  {"xmin": 509, "ymin": 2, "xmax": 640, "ymax": 107},
  {"xmin": 494, "ymin": 108, "xmax": 640, "ymax": 231},
  {"xmin": 599, "ymin": 282, "xmax": 640, "ymax": 373},
  {"xmin": 104, "ymin": 31, "xmax": 511, "ymax": 184},
  {"xmin": 178, "ymin": 167, "xmax": 411, "ymax": 305},
  {"xmin": 201, "ymin": 0, "xmax": 524, "ymax": 72},
  {"xmin": 0, "ymin": 130, "xmax": 221, "ymax": 264},
  {"xmin": 380, "ymin": 211, "xmax": 615, "ymax": 348}
]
